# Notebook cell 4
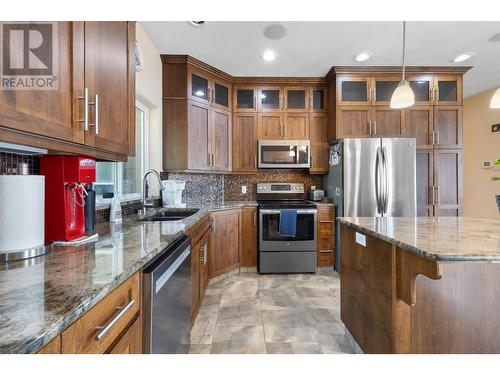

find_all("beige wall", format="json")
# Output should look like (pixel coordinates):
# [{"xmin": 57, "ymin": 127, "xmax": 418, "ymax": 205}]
[
  {"xmin": 135, "ymin": 23, "xmax": 162, "ymax": 172},
  {"xmin": 463, "ymin": 88, "xmax": 500, "ymax": 218}
]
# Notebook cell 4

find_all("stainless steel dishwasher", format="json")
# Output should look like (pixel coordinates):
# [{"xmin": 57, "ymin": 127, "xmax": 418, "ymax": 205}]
[{"xmin": 143, "ymin": 234, "xmax": 191, "ymax": 353}]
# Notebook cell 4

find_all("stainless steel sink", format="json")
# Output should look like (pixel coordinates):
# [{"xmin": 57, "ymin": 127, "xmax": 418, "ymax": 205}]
[{"xmin": 139, "ymin": 208, "xmax": 199, "ymax": 222}]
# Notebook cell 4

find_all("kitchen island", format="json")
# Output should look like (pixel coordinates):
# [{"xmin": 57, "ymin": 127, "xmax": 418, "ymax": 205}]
[{"xmin": 337, "ymin": 216, "xmax": 500, "ymax": 354}]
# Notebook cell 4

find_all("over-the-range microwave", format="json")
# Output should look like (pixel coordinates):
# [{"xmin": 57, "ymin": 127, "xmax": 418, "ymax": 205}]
[{"xmin": 258, "ymin": 140, "xmax": 310, "ymax": 169}]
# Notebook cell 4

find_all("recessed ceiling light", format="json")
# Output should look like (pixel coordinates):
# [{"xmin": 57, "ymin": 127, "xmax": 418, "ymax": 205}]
[
  {"xmin": 188, "ymin": 21, "xmax": 205, "ymax": 27},
  {"xmin": 262, "ymin": 50, "xmax": 278, "ymax": 62},
  {"xmin": 354, "ymin": 51, "xmax": 372, "ymax": 62},
  {"xmin": 451, "ymin": 53, "xmax": 474, "ymax": 63}
]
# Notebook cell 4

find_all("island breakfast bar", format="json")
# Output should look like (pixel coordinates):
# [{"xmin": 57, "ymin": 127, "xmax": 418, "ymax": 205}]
[{"xmin": 338, "ymin": 217, "xmax": 500, "ymax": 354}]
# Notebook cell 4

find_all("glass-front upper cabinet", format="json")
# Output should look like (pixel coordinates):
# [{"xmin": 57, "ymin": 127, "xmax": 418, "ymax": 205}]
[
  {"xmin": 284, "ymin": 87, "xmax": 308, "ymax": 111},
  {"xmin": 234, "ymin": 86, "xmax": 257, "ymax": 112},
  {"xmin": 212, "ymin": 80, "xmax": 231, "ymax": 110},
  {"xmin": 189, "ymin": 72, "xmax": 210, "ymax": 103},
  {"xmin": 406, "ymin": 74, "xmax": 433, "ymax": 105},
  {"xmin": 258, "ymin": 87, "xmax": 282, "ymax": 112},
  {"xmin": 337, "ymin": 76, "xmax": 371, "ymax": 106},
  {"xmin": 311, "ymin": 87, "xmax": 327, "ymax": 112},
  {"xmin": 373, "ymin": 77, "xmax": 400, "ymax": 106},
  {"xmin": 434, "ymin": 75, "xmax": 462, "ymax": 105}
]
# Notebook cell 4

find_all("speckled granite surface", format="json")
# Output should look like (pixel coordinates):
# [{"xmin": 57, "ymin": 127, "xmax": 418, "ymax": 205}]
[
  {"xmin": 338, "ymin": 217, "xmax": 500, "ymax": 261},
  {"xmin": 0, "ymin": 201, "xmax": 257, "ymax": 354}
]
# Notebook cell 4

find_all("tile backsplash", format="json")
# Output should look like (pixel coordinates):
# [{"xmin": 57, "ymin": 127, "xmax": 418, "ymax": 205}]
[
  {"xmin": 161, "ymin": 172, "xmax": 224, "ymax": 207},
  {"xmin": 0, "ymin": 152, "xmax": 40, "ymax": 175}
]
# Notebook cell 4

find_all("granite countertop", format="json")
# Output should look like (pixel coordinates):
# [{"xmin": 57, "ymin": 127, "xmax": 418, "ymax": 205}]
[
  {"xmin": 337, "ymin": 216, "xmax": 500, "ymax": 262},
  {"xmin": 0, "ymin": 200, "xmax": 257, "ymax": 354}
]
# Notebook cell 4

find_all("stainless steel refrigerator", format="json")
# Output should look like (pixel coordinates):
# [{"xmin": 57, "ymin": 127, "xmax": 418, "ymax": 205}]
[{"xmin": 325, "ymin": 138, "xmax": 416, "ymax": 271}]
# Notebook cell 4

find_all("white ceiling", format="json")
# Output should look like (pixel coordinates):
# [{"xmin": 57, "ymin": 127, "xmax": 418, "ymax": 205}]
[{"xmin": 140, "ymin": 21, "xmax": 500, "ymax": 98}]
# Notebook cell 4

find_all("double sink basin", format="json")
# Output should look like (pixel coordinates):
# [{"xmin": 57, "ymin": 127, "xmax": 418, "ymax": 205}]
[{"xmin": 138, "ymin": 208, "xmax": 199, "ymax": 222}]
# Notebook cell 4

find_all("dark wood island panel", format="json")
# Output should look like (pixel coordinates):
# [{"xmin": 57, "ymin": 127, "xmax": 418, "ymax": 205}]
[{"xmin": 340, "ymin": 224, "xmax": 500, "ymax": 354}]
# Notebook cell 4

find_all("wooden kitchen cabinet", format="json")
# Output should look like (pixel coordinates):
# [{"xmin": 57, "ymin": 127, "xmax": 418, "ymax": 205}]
[
  {"xmin": 336, "ymin": 75, "xmax": 371, "ymax": 106},
  {"xmin": 61, "ymin": 272, "xmax": 141, "ymax": 354},
  {"xmin": 37, "ymin": 335, "xmax": 62, "ymax": 354},
  {"xmin": 284, "ymin": 87, "xmax": 309, "ymax": 111},
  {"xmin": 370, "ymin": 107, "xmax": 404, "ymax": 137},
  {"xmin": 108, "ymin": 316, "xmax": 142, "ymax": 354},
  {"xmin": 372, "ymin": 77, "xmax": 400, "ymax": 106},
  {"xmin": 283, "ymin": 112, "xmax": 310, "ymax": 139},
  {"xmin": 0, "ymin": 21, "xmax": 135, "ymax": 161},
  {"xmin": 209, "ymin": 209, "xmax": 241, "ymax": 278},
  {"xmin": 240, "ymin": 207, "xmax": 257, "ymax": 267},
  {"xmin": 162, "ymin": 55, "xmax": 232, "ymax": 172},
  {"xmin": 416, "ymin": 149, "xmax": 434, "ymax": 217},
  {"xmin": 257, "ymin": 113, "xmax": 284, "ymax": 139},
  {"xmin": 403, "ymin": 106, "xmax": 434, "ymax": 148},
  {"xmin": 309, "ymin": 113, "xmax": 329, "ymax": 173},
  {"xmin": 433, "ymin": 149, "xmax": 463, "ymax": 216},
  {"xmin": 233, "ymin": 86, "xmax": 257, "ymax": 112},
  {"xmin": 336, "ymin": 106, "xmax": 371, "ymax": 138},
  {"xmin": 434, "ymin": 75, "xmax": 462, "ymax": 105},
  {"xmin": 433, "ymin": 106, "xmax": 463, "ymax": 148},
  {"xmin": 311, "ymin": 87, "xmax": 328, "ymax": 112},
  {"xmin": 317, "ymin": 205, "xmax": 335, "ymax": 266},
  {"xmin": 258, "ymin": 86, "xmax": 283, "ymax": 112},
  {"xmin": 232, "ymin": 113, "xmax": 258, "ymax": 172}
]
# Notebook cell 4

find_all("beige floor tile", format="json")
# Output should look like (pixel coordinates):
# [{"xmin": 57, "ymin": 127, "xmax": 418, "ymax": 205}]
[
  {"xmin": 315, "ymin": 332, "xmax": 353, "ymax": 354},
  {"xmin": 259, "ymin": 288, "xmax": 302, "ymax": 311},
  {"xmin": 220, "ymin": 280, "xmax": 259, "ymax": 301},
  {"xmin": 210, "ymin": 325, "xmax": 267, "ymax": 354},
  {"xmin": 262, "ymin": 310, "xmax": 317, "ymax": 342},
  {"xmin": 189, "ymin": 344, "xmax": 212, "ymax": 354},
  {"xmin": 217, "ymin": 298, "xmax": 263, "ymax": 326},
  {"xmin": 266, "ymin": 342, "xmax": 323, "ymax": 354},
  {"xmin": 191, "ymin": 311, "xmax": 218, "ymax": 345}
]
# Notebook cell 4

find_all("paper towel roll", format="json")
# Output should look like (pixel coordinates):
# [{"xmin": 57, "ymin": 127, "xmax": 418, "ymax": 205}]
[{"xmin": 0, "ymin": 175, "xmax": 44, "ymax": 253}]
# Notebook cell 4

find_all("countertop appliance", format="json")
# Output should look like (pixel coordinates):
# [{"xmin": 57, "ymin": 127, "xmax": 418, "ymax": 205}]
[
  {"xmin": 162, "ymin": 180, "xmax": 186, "ymax": 208},
  {"xmin": 326, "ymin": 138, "xmax": 416, "ymax": 271},
  {"xmin": 258, "ymin": 140, "xmax": 310, "ymax": 169},
  {"xmin": 309, "ymin": 189, "xmax": 325, "ymax": 202},
  {"xmin": 257, "ymin": 183, "xmax": 317, "ymax": 273},
  {"xmin": 41, "ymin": 155, "xmax": 96, "ymax": 242},
  {"xmin": 143, "ymin": 235, "xmax": 191, "ymax": 353}
]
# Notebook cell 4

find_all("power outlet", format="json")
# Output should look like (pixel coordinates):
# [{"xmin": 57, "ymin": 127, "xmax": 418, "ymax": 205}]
[{"xmin": 241, "ymin": 185, "xmax": 247, "ymax": 194}]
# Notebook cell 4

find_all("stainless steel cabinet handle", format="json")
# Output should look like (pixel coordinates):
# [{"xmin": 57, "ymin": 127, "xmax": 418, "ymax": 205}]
[
  {"xmin": 95, "ymin": 299, "xmax": 135, "ymax": 342},
  {"xmin": 77, "ymin": 88, "xmax": 89, "ymax": 131},
  {"xmin": 435, "ymin": 88, "xmax": 439, "ymax": 102},
  {"xmin": 207, "ymin": 152, "xmax": 211, "ymax": 166},
  {"xmin": 368, "ymin": 121, "xmax": 372, "ymax": 136},
  {"xmin": 88, "ymin": 93, "xmax": 99, "ymax": 135},
  {"xmin": 254, "ymin": 155, "xmax": 257, "ymax": 168},
  {"xmin": 211, "ymin": 153, "xmax": 215, "ymax": 167},
  {"xmin": 435, "ymin": 185, "xmax": 439, "ymax": 205},
  {"xmin": 212, "ymin": 89, "xmax": 215, "ymax": 103},
  {"xmin": 260, "ymin": 209, "xmax": 317, "ymax": 214},
  {"xmin": 285, "ymin": 123, "xmax": 288, "ymax": 137},
  {"xmin": 319, "ymin": 250, "xmax": 333, "ymax": 253},
  {"xmin": 435, "ymin": 130, "xmax": 440, "ymax": 145},
  {"xmin": 253, "ymin": 211, "xmax": 257, "ymax": 227},
  {"xmin": 373, "ymin": 120, "xmax": 377, "ymax": 135}
]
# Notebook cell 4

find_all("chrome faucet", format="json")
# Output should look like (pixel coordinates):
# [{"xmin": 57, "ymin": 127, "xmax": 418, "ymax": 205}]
[{"xmin": 142, "ymin": 169, "xmax": 165, "ymax": 212}]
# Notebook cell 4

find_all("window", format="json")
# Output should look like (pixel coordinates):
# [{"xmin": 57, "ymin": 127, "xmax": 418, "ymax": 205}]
[{"xmin": 94, "ymin": 102, "xmax": 149, "ymax": 202}]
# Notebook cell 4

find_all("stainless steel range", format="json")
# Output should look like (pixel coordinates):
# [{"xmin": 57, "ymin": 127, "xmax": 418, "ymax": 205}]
[{"xmin": 257, "ymin": 183, "xmax": 317, "ymax": 274}]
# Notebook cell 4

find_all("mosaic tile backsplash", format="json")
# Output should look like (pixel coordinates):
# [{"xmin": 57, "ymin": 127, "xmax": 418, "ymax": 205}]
[
  {"xmin": 162, "ymin": 172, "xmax": 225, "ymax": 207},
  {"xmin": 0, "ymin": 152, "xmax": 40, "ymax": 175}
]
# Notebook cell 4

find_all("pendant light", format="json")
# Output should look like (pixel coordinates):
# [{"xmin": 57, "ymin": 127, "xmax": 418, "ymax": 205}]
[
  {"xmin": 390, "ymin": 21, "xmax": 415, "ymax": 109},
  {"xmin": 490, "ymin": 88, "xmax": 500, "ymax": 108}
]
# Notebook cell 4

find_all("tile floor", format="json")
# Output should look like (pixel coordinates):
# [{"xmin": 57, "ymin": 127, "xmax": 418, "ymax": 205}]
[{"xmin": 189, "ymin": 269, "xmax": 354, "ymax": 354}]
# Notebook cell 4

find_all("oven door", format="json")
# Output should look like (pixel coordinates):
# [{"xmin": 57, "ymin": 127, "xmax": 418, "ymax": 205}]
[
  {"xmin": 258, "ymin": 140, "xmax": 310, "ymax": 168},
  {"xmin": 259, "ymin": 208, "xmax": 317, "ymax": 251}
]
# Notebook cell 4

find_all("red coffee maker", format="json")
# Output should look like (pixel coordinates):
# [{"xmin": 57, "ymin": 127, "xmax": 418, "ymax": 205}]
[{"xmin": 41, "ymin": 155, "xmax": 96, "ymax": 242}]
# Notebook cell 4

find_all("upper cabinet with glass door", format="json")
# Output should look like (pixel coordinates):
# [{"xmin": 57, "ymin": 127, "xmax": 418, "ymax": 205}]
[
  {"xmin": 311, "ymin": 87, "xmax": 328, "ymax": 112},
  {"xmin": 233, "ymin": 86, "xmax": 257, "ymax": 112},
  {"xmin": 211, "ymin": 79, "xmax": 231, "ymax": 111},
  {"xmin": 189, "ymin": 70, "xmax": 210, "ymax": 104},
  {"xmin": 258, "ymin": 86, "xmax": 283, "ymax": 112},
  {"xmin": 284, "ymin": 87, "xmax": 309, "ymax": 112},
  {"xmin": 372, "ymin": 76, "xmax": 401, "ymax": 106},
  {"xmin": 337, "ymin": 76, "xmax": 371, "ymax": 106},
  {"xmin": 433, "ymin": 75, "xmax": 462, "ymax": 105}
]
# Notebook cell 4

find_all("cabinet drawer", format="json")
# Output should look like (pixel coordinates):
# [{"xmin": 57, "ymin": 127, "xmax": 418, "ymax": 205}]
[
  {"xmin": 108, "ymin": 316, "xmax": 142, "ymax": 354},
  {"xmin": 62, "ymin": 272, "xmax": 140, "ymax": 353},
  {"xmin": 318, "ymin": 222, "xmax": 333, "ymax": 237},
  {"xmin": 317, "ymin": 249, "xmax": 334, "ymax": 266},
  {"xmin": 317, "ymin": 206, "xmax": 335, "ymax": 221}
]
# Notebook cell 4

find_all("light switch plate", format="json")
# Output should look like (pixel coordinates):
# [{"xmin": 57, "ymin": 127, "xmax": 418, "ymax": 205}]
[{"xmin": 241, "ymin": 185, "xmax": 247, "ymax": 194}]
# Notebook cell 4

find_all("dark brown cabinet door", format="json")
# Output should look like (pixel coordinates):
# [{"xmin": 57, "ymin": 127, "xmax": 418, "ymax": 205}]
[
  {"xmin": 108, "ymin": 317, "xmax": 142, "ymax": 354},
  {"xmin": 337, "ymin": 76, "xmax": 371, "ymax": 106},
  {"xmin": 209, "ymin": 210, "xmax": 240, "ymax": 278},
  {"xmin": 336, "ymin": 107, "xmax": 370, "ymax": 138},
  {"xmin": 416, "ymin": 150, "xmax": 434, "ymax": 217},
  {"xmin": 258, "ymin": 86, "xmax": 282, "ymax": 112},
  {"xmin": 311, "ymin": 87, "xmax": 328, "ymax": 112},
  {"xmin": 434, "ymin": 149, "xmax": 463, "ymax": 216},
  {"xmin": 257, "ymin": 113, "xmax": 283, "ymax": 140},
  {"xmin": 370, "ymin": 107, "xmax": 403, "ymax": 137},
  {"xmin": 284, "ymin": 112, "xmax": 309, "ymax": 140},
  {"xmin": 309, "ymin": 113, "xmax": 329, "ymax": 173},
  {"xmin": 187, "ymin": 101, "xmax": 211, "ymax": 170},
  {"xmin": 84, "ymin": 22, "xmax": 131, "ymax": 155},
  {"xmin": 189, "ymin": 70, "xmax": 210, "ymax": 104},
  {"xmin": 191, "ymin": 240, "xmax": 201, "ymax": 321},
  {"xmin": 199, "ymin": 230, "xmax": 210, "ymax": 302},
  {"xmin": 407, "ymin": 74, "xmax": 433, "ymax": 106},
  {"xmin": 211, "ymin": 109, "xmax": 231, "ymax": 171},
  {"xmin": 433, "ymin": 106, "xmax": 463, "ymax": 148},
  {"xmin": 232, "ymin": 113, "xmax": 257, "ymax": 172},
  {"xmin": 284, "ymin": 87, "xmax": 309, "ymax": 111},
  {"xmin": 404, "ymin": 106, "xmax": 433, "ymax": 148},
  {"xmin": 233, "ymin": 86, "xmax": 257, "ymax": 112},
  {"xmin": 240, "ymin": 207, "xmax": 257, "ymax": 267},
  {"xmin": 434, "ymin": 75, "xmax": 462, "ymax": 106},
  {"xmin": 373, "ymin": 77, "xmax": 400, "ymax": 106},
  {"xmin": 0, "ymin": 22, "xmax": 84, "ymax": 144}
]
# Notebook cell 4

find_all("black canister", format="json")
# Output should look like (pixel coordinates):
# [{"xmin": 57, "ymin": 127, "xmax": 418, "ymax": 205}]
[{"xmin": 84, "ymin": 188, "xmax": 96, "ymax": 232}]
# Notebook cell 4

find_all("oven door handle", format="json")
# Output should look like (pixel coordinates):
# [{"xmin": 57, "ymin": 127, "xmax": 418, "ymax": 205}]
[{"xmin": 259, "ymin": 209, "xmax": 317, "ymax": 215}]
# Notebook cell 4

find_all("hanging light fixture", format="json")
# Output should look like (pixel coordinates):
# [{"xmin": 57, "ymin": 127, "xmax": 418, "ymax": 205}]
[
  {"xmin": 390, "ymin": 21, "xmax": 415, "ymax": 109},
  {"xmin": 490, "ymin": 88, "xmax": 500, "ymax": 108}
]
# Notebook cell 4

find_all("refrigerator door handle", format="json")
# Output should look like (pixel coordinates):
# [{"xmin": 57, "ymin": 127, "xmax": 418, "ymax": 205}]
[
  {"xmin": 381, "ymin": 146, "xmax": 389, "ymax": 214},
  {"xmin": 375, "ymin": 146, "xmax": 383, "ymax": 215}
]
